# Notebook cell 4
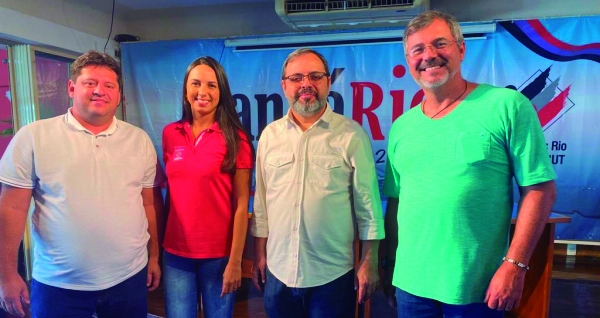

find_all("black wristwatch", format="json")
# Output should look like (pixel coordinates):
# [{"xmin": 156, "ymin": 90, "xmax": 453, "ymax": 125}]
[{"xmin": 381, "ymin": 256, "xmax": 396, "ymax": 269}]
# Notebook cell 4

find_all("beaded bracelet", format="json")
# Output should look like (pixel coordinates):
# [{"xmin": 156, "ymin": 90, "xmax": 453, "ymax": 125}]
[{"xmin": 503, "ymin": 257, "xmax": 530, "ymax": 271}]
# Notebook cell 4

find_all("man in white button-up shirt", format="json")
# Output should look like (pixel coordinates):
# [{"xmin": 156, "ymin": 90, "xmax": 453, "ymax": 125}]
[{"xmin": 250, "ymin": 48, "xmax": 385, "ymax": 318}]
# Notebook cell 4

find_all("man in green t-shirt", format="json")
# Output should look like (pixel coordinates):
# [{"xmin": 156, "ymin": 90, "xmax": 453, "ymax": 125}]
[{"xmin": 382, "ymin": 10, "xmax": 557, "ymax": 318}]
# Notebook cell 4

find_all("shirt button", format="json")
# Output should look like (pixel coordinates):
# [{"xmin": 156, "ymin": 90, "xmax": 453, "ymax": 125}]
[{"xmin": 294, "ymin": 203, "xmax": 299, "ymax": 207}]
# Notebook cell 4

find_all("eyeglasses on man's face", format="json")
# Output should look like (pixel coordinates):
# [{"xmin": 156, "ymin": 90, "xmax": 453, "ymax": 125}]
[
  {"xmin": 407, "ymin": 40, "xmax": 461, "ymax": 58},
  {"xmin": 283, "ymin": 72, "xmax": 330, "ymax": 83}
]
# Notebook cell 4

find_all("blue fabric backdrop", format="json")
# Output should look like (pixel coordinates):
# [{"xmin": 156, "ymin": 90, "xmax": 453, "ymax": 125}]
[{"xmin": 121, "ymin": 16, "xmax": 600, "ymax": 240}]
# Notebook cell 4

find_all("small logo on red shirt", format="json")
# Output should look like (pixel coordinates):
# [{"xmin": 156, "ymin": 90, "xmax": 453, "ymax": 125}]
[{"xmin": 173, "ymin": 146, "xmax": 186, "ymax": 161}]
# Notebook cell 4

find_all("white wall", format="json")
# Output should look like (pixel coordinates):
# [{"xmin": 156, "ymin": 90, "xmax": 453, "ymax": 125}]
[
  {"xmin": 436, "ymin": 0, "xmax": 600, "ymax": 22},
  {"xmin": 125, "ymin": 1, "xmax": 291, "ymax": 41},
  {"xmin": 0, "ymin": 0, "xmax": 127, "ymax": 56}
]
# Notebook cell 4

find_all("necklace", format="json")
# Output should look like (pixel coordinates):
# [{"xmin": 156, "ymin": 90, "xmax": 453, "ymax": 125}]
[{"xmin": 422, "ymin": 80, "xmax": 468, "ymax": 119}]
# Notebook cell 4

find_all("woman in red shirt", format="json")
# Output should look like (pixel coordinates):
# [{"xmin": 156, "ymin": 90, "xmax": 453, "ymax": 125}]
[{"xmin": 162, "ymin": 56, "xmax": 254, "ymax": 318}]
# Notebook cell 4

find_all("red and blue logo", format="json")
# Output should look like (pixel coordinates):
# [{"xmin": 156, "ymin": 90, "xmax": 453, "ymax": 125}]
[
  {"xmin": 497, "ymin": 19, "xmax": 600, "ymax": 129},
  {"xmin": 507, "ymin": 66, "xmax": 573, "ymax": 130}
]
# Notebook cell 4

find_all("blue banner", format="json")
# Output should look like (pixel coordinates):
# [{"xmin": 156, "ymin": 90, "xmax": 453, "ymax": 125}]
[{"xmin": 121, "ymin": 16, "xmax": 600, "ymax": 240}]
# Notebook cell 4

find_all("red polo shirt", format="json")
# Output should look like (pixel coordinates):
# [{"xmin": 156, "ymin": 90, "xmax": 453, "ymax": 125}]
[{"xmin": 162, "ymin": 121, "xmax": 253, "ymax": 258}]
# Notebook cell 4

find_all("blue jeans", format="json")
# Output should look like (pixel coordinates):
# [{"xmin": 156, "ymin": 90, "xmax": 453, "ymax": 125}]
[
  {"xmin": 163, "ymin": 251, "xmax": 234, "ymax": 318},
  {"xmin": 395, "ymin": 287, "xmax": 505, "ymax": 318},
  {"xmin": 30, "ymin": 267, "xmax": 147, "ymax": 318},
  {"xmin": 263, "ymin": 268, "xmax": 356, "ymax": 318}
]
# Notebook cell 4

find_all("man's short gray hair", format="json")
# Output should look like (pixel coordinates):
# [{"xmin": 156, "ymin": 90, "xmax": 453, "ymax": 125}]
[
  {"xmin": 403, "ymin": 10, "xmax": 464, "ymax": 51},
  {"xmin": 281, "ymin": 48, "xmax": 330, "ymax": 79}
]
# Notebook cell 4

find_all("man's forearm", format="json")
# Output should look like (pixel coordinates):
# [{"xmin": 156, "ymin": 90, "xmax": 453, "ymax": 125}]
[
  {"xmin": 0, "ymin": 213, "xmax": 25, "ymax": 276},
  {"xmin": 254, "ymin": 237, "xmax": 267, "ymax": 260},
  {"xmin": 360, "ymin": 240, "xmax": 380, "ymax": 264},
  {"xmin": 146, "ymin": 222, "xmax": 160, "ymax": 261},
  {"xmin": 508, "ymin": 181, "xmax": 556, "ymax": 265},
  {"xmin": 0, "ymin": 186, "xmax": 32, "ymax": 276},
  {"xmin": 143, "ymin": 187, "xmax": 164, "ymax": 261}
]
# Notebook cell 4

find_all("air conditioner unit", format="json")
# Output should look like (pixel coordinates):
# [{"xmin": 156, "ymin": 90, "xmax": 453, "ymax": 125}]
[{"xmin": 275, "ymin": 0, "xmax": 430, "ymax": 31}]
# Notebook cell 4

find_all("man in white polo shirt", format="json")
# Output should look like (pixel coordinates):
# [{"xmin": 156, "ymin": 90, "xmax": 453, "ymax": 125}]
[{"xmin": 0, "ymin": 51, "xmax": 165, "ymax": 318}]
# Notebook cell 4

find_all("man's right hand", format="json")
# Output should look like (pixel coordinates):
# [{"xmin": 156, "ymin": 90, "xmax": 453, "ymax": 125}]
[
  {"xmin": 251, "ymin": 257, "xmax": 267, "ymax": 292},
  {"xmin": 0, "ymin": 272, "xmax": 30, "ymax": 317}
]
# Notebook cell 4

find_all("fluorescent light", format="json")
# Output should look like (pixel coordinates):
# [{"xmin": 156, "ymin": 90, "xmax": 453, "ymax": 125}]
[
  {"xmin": 224, "ymin": 22, "xmax": 496, "ymax": 48},
  {"xmin": 461, "ymin": 22, "xmax": 497, "ymax": 34}
]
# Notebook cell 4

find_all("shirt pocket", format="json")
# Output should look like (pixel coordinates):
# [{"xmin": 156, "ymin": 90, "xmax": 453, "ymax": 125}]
[
  {"xmin": 265, "ymin": 153, "xmax": 294, "ymax": 188},
  {"xmin": 456, "ymin": 131, "xmax": 491, "ymax": 164},
  {"xmin": 310, "ymin": 154, "xmax": 347, "ymax": 190}
]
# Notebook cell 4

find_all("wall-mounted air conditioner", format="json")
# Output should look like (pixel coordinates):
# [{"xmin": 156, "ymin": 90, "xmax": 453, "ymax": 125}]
[{"xmin": 275, "ymin": 0, "xmax": 430, "ymax": 31}]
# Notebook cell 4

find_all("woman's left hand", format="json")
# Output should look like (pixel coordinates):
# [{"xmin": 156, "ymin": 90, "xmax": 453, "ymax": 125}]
[{"xmin": 221, "ymin": 262, "xmax": 242, "ymax": 297}]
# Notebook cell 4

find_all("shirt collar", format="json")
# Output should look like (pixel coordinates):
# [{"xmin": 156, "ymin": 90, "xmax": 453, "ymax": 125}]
[
  {"xmin": 65, "ymin": 108, "xmax": 118, "ymax": 135},
  {"xmin": 183, "ymin": 121, "xmax": 222, "ymax": 133}
]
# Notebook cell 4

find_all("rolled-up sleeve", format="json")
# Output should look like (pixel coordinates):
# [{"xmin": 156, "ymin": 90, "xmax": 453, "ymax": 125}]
[{"xmin": 350, "ymin": 129, "xmax": 385, "ymax": 241}]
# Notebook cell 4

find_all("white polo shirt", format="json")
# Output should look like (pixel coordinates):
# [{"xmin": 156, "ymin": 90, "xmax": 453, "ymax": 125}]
[{"xmin": 0, "ymin": 109, "xmax": 165, "ymax": 290}]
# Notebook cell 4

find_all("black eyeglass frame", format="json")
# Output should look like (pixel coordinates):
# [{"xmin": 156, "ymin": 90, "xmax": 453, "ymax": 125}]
[{"xmin": 282, "ymin": 71, "xmax": 330, "ymax": 83}]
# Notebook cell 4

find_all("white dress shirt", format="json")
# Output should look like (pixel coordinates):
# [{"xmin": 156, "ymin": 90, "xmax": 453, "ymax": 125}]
[{"xmin": 251, "ymin": 105, "xmax": 384, "ymax": 288}]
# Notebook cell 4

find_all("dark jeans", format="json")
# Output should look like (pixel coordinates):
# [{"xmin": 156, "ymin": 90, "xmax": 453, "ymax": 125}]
[
  {"xmin": 395, "ymin": 287, "xmax": 505, "ymax": 318},
  {"xmin": 30, "ymin": 267, "xmax": 147, "ymax": 318},
  {"xmin": 264, "ymin": 268, "xmax": 356, "ymax": 318}
]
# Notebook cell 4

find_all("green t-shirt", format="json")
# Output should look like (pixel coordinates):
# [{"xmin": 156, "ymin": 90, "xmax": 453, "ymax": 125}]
[{"xmin": 383, "ymin": 84, "xmax": 556, "ymax": 304}]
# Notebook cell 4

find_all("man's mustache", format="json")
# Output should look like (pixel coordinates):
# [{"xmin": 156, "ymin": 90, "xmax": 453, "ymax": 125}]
[
  {"xmin": 418, "ymin": 57, "xmax": 448, "ymax": 71},
  {"xmin": 297, "ymin": 87, "xmax": 317, "ymax": 98}
]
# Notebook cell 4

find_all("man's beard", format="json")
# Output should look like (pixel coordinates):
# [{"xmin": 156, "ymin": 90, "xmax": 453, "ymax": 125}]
[
  {"xmin": 288, "ymin": 87, "xmax": 327, "ymax": 117},
  {"xmin": 416, "ymin": 57, "xmax": 457, "ymax": 89}
]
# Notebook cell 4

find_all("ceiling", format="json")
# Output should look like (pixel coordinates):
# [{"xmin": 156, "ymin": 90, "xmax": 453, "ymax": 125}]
[{"xmin": 74, "ymin": 0, "xmax": 272, "ymax": 13}]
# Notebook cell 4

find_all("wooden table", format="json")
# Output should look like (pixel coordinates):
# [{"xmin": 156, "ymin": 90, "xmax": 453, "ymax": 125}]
[{"xmin": 509, "ymin": 214, "xmax": 570, "ymax": 318}]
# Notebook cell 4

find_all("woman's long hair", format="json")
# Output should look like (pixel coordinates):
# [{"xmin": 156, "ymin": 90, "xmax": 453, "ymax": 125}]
[{"xmin": 180, "ymin": 56, "xmax": 254, "ymax": 173}]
